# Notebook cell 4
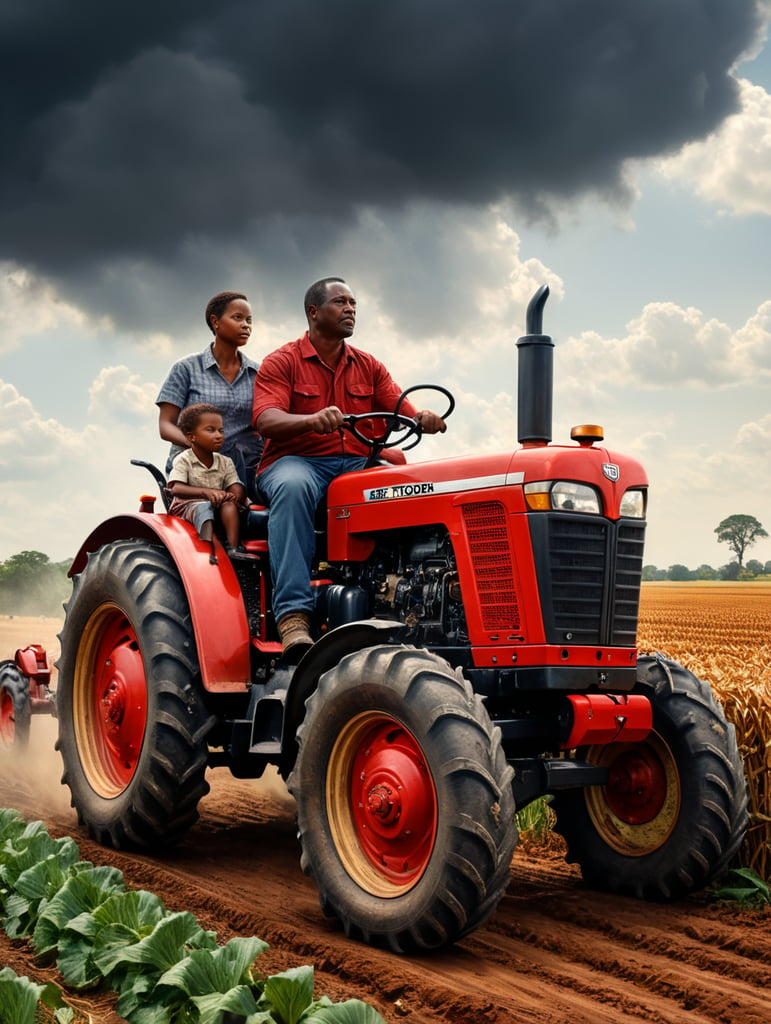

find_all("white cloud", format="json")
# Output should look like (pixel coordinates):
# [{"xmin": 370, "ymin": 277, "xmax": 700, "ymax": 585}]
[
  {"xmin": 731, "ymin": 300, "xmax": 771, "ymax": 376},
  {"xmin": 656, "ymin": 78, "xmax": 771, "ymax": 216},
  {"xmin": 0, "ymin": 264, "xmax": 98, "ymax": 352},
  {"xmin": 88, "ymin": 365, "xmax": 159, "ymax": 423},
  {"xmin": 559, "ymin": 300, "xmax": 771, "ymax": 391},
  {"xmin": 736, "ymin": 410, "xmax": 771, "ymax": 450},
  {"xmin": 135, "ymin": 331, "xmax": 178, "ymax": 360},
  {"xmin": 0, "ymin": 376, "xmax": 161, "ymax": 561},
  {"xmin": 0, "ymin": 380, "xmax": 93, "ymax": 473}
]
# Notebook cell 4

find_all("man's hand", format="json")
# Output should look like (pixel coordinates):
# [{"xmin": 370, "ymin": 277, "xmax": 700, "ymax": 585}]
[
  {"xmin": 414, "ymin": 410, "xmax": 447, "ymax": 434},
  {"xmin": 307, "ymin": 406, "xmax": 345, "ymax": 435}
]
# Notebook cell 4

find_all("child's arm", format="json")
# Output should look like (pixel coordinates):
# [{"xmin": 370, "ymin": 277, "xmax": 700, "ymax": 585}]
[
  {"xmin": 219, "ymin": 456, "xmax": 245, "ymax": 505},
  {"xmin": 226, "ymin": 482, "xmax": 247, "ymax": 506},
  {"xmin": 169, "ymin": 480, "xmax": 231, "ymax": 506}
]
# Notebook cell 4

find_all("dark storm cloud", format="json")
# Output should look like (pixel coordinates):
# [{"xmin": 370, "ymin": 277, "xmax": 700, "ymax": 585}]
[{"xmin": 0, "ymin": 1, "xmax": 765, "ymax": 305}]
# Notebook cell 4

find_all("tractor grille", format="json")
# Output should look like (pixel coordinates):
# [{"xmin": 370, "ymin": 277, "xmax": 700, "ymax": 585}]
[
  {"xmin": 531, "ymin": 515, "xmax": 645, "ymax": 645},
  {"xmin": 462, "ymin": 501, "xmax": 521, "ymax": 632},
  {"xmin": 613, "ymin": 522, "xmax": 647, "ymax": 645}
]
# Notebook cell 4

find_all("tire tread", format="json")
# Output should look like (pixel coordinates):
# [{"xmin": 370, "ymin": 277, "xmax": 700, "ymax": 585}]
[
  {"xmin": 290, "ymin": 644, "xmax": 517, "ymax": 951},
  {"xmin": 56, "ymin": 539, "xmax": 214, "ymax": 850},
  {"xmin": 554, "ymin": 652, "xmax": 748, "ymax": 901}
]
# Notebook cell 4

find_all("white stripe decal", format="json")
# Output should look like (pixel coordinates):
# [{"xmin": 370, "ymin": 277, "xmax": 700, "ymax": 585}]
[{"xmin": 363, "ymin": 472, "xmax": 522, "ymax": 501}]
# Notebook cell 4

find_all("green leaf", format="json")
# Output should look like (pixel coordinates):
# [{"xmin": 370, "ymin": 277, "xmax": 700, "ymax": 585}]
[
  {"xmin": 1, "ymin": 828, "xmax": 74, "ymax": 893},
  {"xmin": 84, "ymin": 889, "xmax": 169, "ymax": 985},
  {"xmin": 30, "ymin": 863, "xmax": 125, "ymax": 957},
  {"xmin": 190, "ymin": 983, "xmax": 265, "ymax": 1024},
  {"xmin": 0, "ymin": 966, "xmax": 45, "ymax": 1024},
  {"xmin": 728, "ymin": 867, "xmax": 770, "ymax": 900},
  {"xmin": 31, "ymin": 912, "xmax": 66, "ymax": 960},
  {"xmin": 93, "ymin": 888, "xmax": 168, "ymax": 932},
  {"xmin": 0, "ymin": 808, "xmax": 27, "ymax": 844},
  {"xmin": 301, "ymin": 999, "xmax": 388, "ymax": 1024},
  {"xmin": 57, "ymin": 932, "xmax": 104, "ymax": 988},
  {"xmin": 262, "ymin": 965, "xmax": 315, "ymax": 1024},
  {"xmin": 113, "ymin": 968, "xmax": 157, "ymax": 1019},
  {"xmin": 4, "ymin": 890, "xmax": 33, "ymax": 937},
  {"xmin": 15, "ymin": 839, "xmax": 81, "ymax": 899},
  {"xmin": 118, "ymin": 993, "xmax": 183, "ymax": 1024},
  {"xmin": 160, "ymin": 935, "xmax": 268, "ymax": 997},
  {"xmin": 38, "ymin": 981, "xmax": 68, "ymax": 1011},
  {"xmin": 36, "ymin": 864, "xmax": 125, "ymax": 930},
  {"xmin": 97, "ymin": 910, "xmax": 211, "ymax": 976},
  {"xmin": 5, "ymin": 843, "xmax": 83, "ymax": 941},
  {"xmin": 713, "ymin": 867, "xmax": 771, "ymax": 907}
]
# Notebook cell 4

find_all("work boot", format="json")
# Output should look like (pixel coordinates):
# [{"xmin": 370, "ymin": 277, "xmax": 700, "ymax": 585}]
[{"xmin": 277, "ymin": 612, "xmax": 313, "ymax": 654}]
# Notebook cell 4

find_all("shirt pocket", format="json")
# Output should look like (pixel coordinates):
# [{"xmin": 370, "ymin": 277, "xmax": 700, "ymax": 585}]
[
  {"xmin": 345, "ymin": 383, "xmax": 375, "ymax": 413},
  {"xmin": 292, "ymin": 382, "xmax": 323, "ymax": 414}
]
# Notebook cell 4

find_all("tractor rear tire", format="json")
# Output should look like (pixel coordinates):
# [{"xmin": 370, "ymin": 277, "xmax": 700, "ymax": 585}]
[
  {"xmin": 0, "ymin": 660, "xmax": 31, "ymax": 752},
  {"xmin": 553, "ymin": 653, "xmax": 748, "ymax": 900},
  {"xmin": 56, "ymin": 539, "xmax": 215, "ymax": 850},
  {"xmin": 289, "ymin": 644, "xmax": 517, "ymax": 952}
]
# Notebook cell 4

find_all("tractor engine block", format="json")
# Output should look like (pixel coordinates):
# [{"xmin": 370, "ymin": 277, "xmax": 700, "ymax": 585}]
[{"xmin": 345, "ymin": 527, "xmax": 468, "ymax": 644}]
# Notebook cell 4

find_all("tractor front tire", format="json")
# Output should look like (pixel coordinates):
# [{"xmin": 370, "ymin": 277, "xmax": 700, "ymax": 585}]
[
  {"xmin": 553, "ymin": 653, "xmax": 748, "ymax": 900},
  {"xmin": 56, "ymin": 540, "xmax": 214, "ymax": 850},
  {"xmin": 289, "ymin": 645, "xmax": 517, "ymax": 952},
  {"xmin": 0, "ymin": 660, "xmax": 32, "ymax": 751}
]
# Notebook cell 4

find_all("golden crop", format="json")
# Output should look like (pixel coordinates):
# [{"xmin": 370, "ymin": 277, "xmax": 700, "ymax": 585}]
[{"xmin": 638, "ymin": 582, "xmax": 771, "ymax": 881}]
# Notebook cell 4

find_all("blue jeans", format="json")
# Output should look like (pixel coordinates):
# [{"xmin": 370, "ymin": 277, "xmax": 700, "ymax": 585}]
[{"xmin": 257, "ymin": 455, "xmax": 367, "ymax": 623}]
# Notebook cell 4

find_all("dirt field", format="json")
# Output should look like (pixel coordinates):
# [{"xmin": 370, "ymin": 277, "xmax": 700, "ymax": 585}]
[{"xmin": 1, "ymin": 609, "xmax": 770, "ymax": 1024}]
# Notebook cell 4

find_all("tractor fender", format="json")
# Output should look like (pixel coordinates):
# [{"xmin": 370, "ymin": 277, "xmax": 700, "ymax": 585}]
[
  {"xmin": 69, "ymin": 513, "xmax": 251, "ymax": 693},
  {"xmin": 279, "ymin": 618, "xmax": 411, "ymax": 769}
]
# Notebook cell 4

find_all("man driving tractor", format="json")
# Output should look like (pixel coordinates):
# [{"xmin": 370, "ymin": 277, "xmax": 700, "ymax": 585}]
[{"xmin": 252, "ymin": 276, "xmax": 448, "ymax": 654}]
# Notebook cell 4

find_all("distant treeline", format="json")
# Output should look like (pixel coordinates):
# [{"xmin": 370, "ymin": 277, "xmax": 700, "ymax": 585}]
[
  {"xmin": 0, "ymin": 551, "xmax": 71, "ymax": 617},
  {"xmin": 643, "ymin": 560, "xmax": 771, "ymax": 582}
]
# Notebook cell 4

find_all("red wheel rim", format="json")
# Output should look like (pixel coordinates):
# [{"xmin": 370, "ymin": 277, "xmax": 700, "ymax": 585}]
[
  {"xmin": 0, "ymin": 689, "xmax": 15, "ymax": 746},
  {"xmin": 351, "ymin": 718, "xmax": 438, "ymax": 884},
  {"xmin": 75, "ymin": 606, "xmax": 148, "ymax": 796},
  {"xmin": 327, "ymin": 711, "xmax": 438, "ymax": 896},
  {"xmin": 604, "ymin": 746, "xmax": 667, "ymax": 825},
  {"xmin": 584, "ymin": 734, "xmax": 680, "ymax": 856}
]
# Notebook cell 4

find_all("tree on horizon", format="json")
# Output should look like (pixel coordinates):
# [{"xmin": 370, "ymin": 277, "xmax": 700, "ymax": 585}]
[{"xmin": 714, "ymin": 514, "xmax": 768, "ymax": 567}]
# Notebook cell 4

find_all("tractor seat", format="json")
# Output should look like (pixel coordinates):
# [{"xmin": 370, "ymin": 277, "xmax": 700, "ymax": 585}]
[
  {"xmin": 242, "ymin": 505, "xmax": 270, "ymax": 539},
  {"xmin": 241, "ymin": 503, "xmax": 326, "ymax": 541}
]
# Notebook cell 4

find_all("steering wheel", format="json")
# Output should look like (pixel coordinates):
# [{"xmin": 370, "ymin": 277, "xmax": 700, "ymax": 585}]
[
  {"xmin": 342, "ymin": 384, "xmax": 455, "ymax": 456},
  {"xmin": 343, "ymin": 410, "xmax": 420, "ymax": 450}
]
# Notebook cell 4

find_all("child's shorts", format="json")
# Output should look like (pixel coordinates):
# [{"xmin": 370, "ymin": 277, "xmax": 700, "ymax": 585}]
[{"xmin": 169, "ymin": 497, "xmax": 214, "ymax": 538}]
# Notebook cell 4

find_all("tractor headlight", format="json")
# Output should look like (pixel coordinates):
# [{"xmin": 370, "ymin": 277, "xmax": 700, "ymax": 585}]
[
  {"xmin": 620, "ymin": 488, "xmax": 646, "ymax": 518},
  {"xmin": 524, "ymin": 481, "xmax": 601, "ymax": 514}
]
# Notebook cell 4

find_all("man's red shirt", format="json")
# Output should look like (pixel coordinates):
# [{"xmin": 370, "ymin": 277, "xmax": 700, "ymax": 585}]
[{"xmin": 252, "ymin": 332, "xmax": 417, "ymax": 472}]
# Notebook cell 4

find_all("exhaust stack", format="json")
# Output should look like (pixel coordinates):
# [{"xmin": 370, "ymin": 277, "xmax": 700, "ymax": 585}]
[{"xmin": 517, "ymin": 284, "xmax": 553, "ymax": 446}]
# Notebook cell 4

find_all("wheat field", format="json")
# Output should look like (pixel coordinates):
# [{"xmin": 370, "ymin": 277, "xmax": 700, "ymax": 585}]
[{"xmin": 637, "ymin": 582, "xmax": 771, "ymax": 881}]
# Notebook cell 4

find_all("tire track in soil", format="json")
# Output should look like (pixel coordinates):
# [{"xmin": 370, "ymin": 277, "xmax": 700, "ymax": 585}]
[{"xmin": 1, "ymin": 735, "xmax": 769, "ymax": 1024}]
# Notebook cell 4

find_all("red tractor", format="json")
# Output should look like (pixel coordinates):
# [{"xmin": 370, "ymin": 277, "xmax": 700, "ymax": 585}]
[{"xmin": 5, "ymin": 286, "xmax": 747, "ymax": 952}]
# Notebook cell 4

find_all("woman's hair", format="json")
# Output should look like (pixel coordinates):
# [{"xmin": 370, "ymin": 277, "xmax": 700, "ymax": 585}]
[
  {"xmin": 205, "ymin": 291, "xmax": 248, "ymax": 333},
  {"xmin": 179, "ymin": 403, "xmax": 222, "ymax": 435}
]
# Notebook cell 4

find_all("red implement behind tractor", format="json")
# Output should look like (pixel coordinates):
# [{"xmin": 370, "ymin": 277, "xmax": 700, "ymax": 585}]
[
  {"xmin": 0, "ymin": 644, "xmax": 55, "ymax": 749},
  {"xmin": 4, "ymin": 286, "xmax": 747, "ymax": 952}
]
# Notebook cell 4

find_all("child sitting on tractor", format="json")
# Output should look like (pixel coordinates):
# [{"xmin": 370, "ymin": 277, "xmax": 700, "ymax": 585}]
[{"xmin": 167, "ymin": 403, "xmax": 246, "ymax": 563}]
